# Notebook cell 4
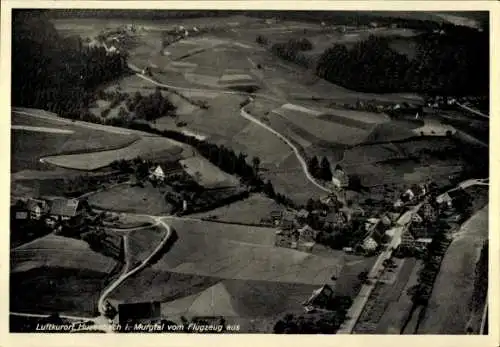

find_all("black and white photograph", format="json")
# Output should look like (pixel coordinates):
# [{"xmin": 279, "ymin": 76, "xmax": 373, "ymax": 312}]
[{"xmin": 7, "ymin": 5, "xmax": 492, "ymax": 336}]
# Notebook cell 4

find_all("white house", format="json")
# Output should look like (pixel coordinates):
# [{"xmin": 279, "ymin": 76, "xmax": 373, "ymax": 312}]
[
  {"xmin": 361, "ymin": 237, "xmax": 378, "ymax": 252},
  {"xmin": 404, "ymin": 189, "xmax": 415, "ymax": 201},
  {"xmin": 149, "ymin": 165, "xmax": 166, "ymax": 182}
]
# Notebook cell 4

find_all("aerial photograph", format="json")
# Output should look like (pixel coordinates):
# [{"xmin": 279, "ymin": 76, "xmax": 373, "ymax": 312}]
[{"xmin": 9, "ymin": 9, "xmax": 489, "ymax": 334}]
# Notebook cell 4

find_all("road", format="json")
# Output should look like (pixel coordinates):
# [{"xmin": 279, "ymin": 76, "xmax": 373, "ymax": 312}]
[
  {"xmin": 132, "ymin": 69, "xmax": 342, "ymax": 202},
  {"xmin": 11, "ymin": 214, "xmax": 173, "ymax": 333},
  {"xmin": 337, "ymin": 203, "xmax": 422, "ymax": 334},
  {"xmin": 456, "ymin": 102, "xmax": 489, "ymax": 119},
  {"xmin": 97, "ymin": 216, "xmax": 172, "ymax": 316},
  {"xmin": 240, "ymin": 107, "xmax": 333, "ymax": 195}
]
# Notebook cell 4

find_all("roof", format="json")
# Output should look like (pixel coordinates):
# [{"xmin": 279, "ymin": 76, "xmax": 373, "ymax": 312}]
[
  {"xmin": 416, "ymin": 238, "xmax": 433, "ymax": 243},
  {"xmin": 297, "ymin": 209, "xmax": 310, "ymax": 218},
  {"xmin": 436, "ymin": 192, "xmax": 452, "ymax": 203},
  {"xmin": 270, "ymin": 210, "xmax": 282, "ymax": 218},
  {"xmin": 49, "ymin": 198, "xmax": 80, "ymax": 217},
  {"xmin": 151, "ymin": 165, "xmax": 165, "ymax": 177},
  {"xmin": 362, "ymin": 237, "xmax": 378, "ymax": 250},
  {"xmin": 26, "ymin": 199, "xmax": 48, "ymax": 212}
]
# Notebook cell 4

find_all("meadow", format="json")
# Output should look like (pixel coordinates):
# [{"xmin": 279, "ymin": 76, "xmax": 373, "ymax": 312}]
[
  {"xmin": 10, "ymin": 234, "xmax": 121, "ymax": 316},
  {"xmin": 89, "ymin": 182, "xmax": 175, "ymax": 215}
]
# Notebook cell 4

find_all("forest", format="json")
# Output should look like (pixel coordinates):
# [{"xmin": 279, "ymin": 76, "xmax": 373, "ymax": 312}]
[
  {"xmin": 12, "ymin": 10, "xmax": 129, "ymax": 118},
  {"xmin": 266, "ymin": 21, "xmax": 488, "ymax": 96},
  {"xmin": 315, "ymin": 28, "xmax": 488, "ymax": 96}
]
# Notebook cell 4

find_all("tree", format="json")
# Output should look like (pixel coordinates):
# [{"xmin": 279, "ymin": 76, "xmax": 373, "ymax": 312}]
[
  {"xmin": 252, "ymin": 156, "xmax": 261, "ymax": 174},
  {"xmin": 308, "ymin": 156, "xmax": 320, "ymax": 179},
  {"xmin": 263, "ymin": 180, "xmax": 275, "ymax": 198},
  {"xmin": 320, "ymin": 157, "xmax": 333, "ymax": 181}
]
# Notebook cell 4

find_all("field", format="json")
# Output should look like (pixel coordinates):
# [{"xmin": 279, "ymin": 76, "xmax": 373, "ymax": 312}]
[
  {"xmin": 89, "ymin": 182, "xmax": 175, "ymax": 215},
  {"xmin": 42, "ymin": 137, "xmax": 186, "ymax": 171},
  {"xmin": 189, "ymin": 193, "xmax": 285, "ymax": 225},
  {"xmin": 11, "ymin": 111, "xmax": 140, "ymax": 172},
  {"xmin": 11, "ymin": 234, "xmax": 121, "ymax": 316},
  {"xmin": 126, "ymin": 225, "xmax": 167, "ymax": 268},
  {"xmin": 122, "ymin": 217, "xmax": 342, "ymax": 285},
  {"xmin": 107, "ymin": 217, "xmax": 345, "ymax": 331},
  {"xmin": 417, "ymin": 205, "xmax": 489, "ymax": 334},
  {"xmin": 375, "ymin": 259, "xmax": 424, "ymax": 334},
  {"xmin": 179, "ymin": 156, "xmax": 241, "ymax": 188},
  {"xmin": 353, "ymin": 257, "xmax": 418, "ymax": 333}
]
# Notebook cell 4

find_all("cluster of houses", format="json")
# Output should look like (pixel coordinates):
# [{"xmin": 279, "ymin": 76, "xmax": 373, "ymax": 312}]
[
  {"xmin": 12, "ymin": 196, "xmax": 92, "ymax": 234},
  {"xmin": 393, "ymin": 183, "xmax": 428, "ymax": 209}
]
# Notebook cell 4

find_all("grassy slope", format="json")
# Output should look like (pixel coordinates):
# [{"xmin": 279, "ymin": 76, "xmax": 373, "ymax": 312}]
[
  {"xmin": 11, "ymin": 234, "xmax": 121, "ymax": 316},
  {"xmin": 417, "ymin": 206, "xmax": 489, "ymax": 334}
]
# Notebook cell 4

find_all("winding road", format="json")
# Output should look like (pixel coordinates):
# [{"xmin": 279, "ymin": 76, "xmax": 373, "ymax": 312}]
[
  {"xmin": 97, "ymin": 216, "xmax": 172, "ymax": 316},
  {"xmin": 132, "ymin": 69, "xmax": 338, "ymax": 200},
  {"xmin": 11, "ymin": 214, "xmax": 173, "ymax": 333}
]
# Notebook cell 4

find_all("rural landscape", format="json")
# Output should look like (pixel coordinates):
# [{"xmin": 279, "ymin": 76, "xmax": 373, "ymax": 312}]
[{"xmin": 10, "ymin": 9, "xmax": 489, "ymax": 334}]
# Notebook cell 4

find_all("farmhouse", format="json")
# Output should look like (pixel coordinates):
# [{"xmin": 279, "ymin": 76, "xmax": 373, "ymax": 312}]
[
  {"xmin": 436, "ymin": 192, "xmax": 453, "ymax": 208},
  {"xmin": 332, "ymin": 168, "xmax": 349, "ymax": 189},
  {"xmin": 149, "ymin": 165, "xmax": 166, "ymax": 182},
  {"xmin": 361, "ymin": 236, "xmax": 378, "ymax": 252},
  {"xmin": 26, "ymin": 198, "xmax": 49, "ymax": 220},
  {"xmin": 48, "ymin": 198, "xmax": 84, "ymax": 221}
]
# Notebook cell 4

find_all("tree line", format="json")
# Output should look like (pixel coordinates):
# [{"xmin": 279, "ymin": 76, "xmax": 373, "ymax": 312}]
[
  {"xmin": 264, "ymin": 23, "xmax": 488, "ymax": 96},
  {"xmin": 307, "ymin": 156, "xmax": 334, "ymax": 182},
  {"xmin": 318, "ymin": 29, "xmax": 488, "ymax": 96}
]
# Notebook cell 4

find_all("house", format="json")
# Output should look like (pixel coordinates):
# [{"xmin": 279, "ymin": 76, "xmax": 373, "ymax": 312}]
[
  {"xmin": 412, "ymin": 213, "xmax": 423, "ymax": 224},
  {"xmin": 149, "ymin": 165, "xmax": 166, "ymax": 182},
  {"xmin": 361, "ymin": 237, "xmax": 378, "ymax": 252},
  {"xmin": 402, "ymin": 189, "xmax": 415, "ymax": 202},
  {"xmin": 381, "ymin": 215, "xmax": 392, "ymax": 227},
  {"xmin": 421, "ymin": 202, "xmax": 438, "ymax": 223},
  {"xmin": 27, "ymin": 198, "xmax": 49, "ymax": 220},
  {"xmin": 297, "ymin": 209, "xmax": 310, "ymax": 221},
  {"xmin": 400, "ymin": 229, "xmax": 416, "ymax": 247},
  {"xmin": 15, "ymin": 211, "xmax": 29, "ymax": 220},
  {"xmin": 332, "ymin": 168, "xmax": 349, "ymax": 189},
  {"xmin": 436, "ymin": 192, "xmax": 453, "ymax": 208},
  {"xmin": 298, "ymin": 225, "xmax": 316, "ymax": 241},
  {"xmin": 270, "ymin": 210, "xmax": 283, "ymax": 225},
  {"xmin": 49, "ymin": 198, "xmax": 83, "ymax": 221},
  {"xmin": 415, "ymin": 238, "xmax": 433, "ymax": 248},
  {"xmin": 303, "ymin": 284, "xmax": 334, "ymax": 309},
  {"xmin": 118, "ymin": 301, "xmax": 161, "ymax": 326}
]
